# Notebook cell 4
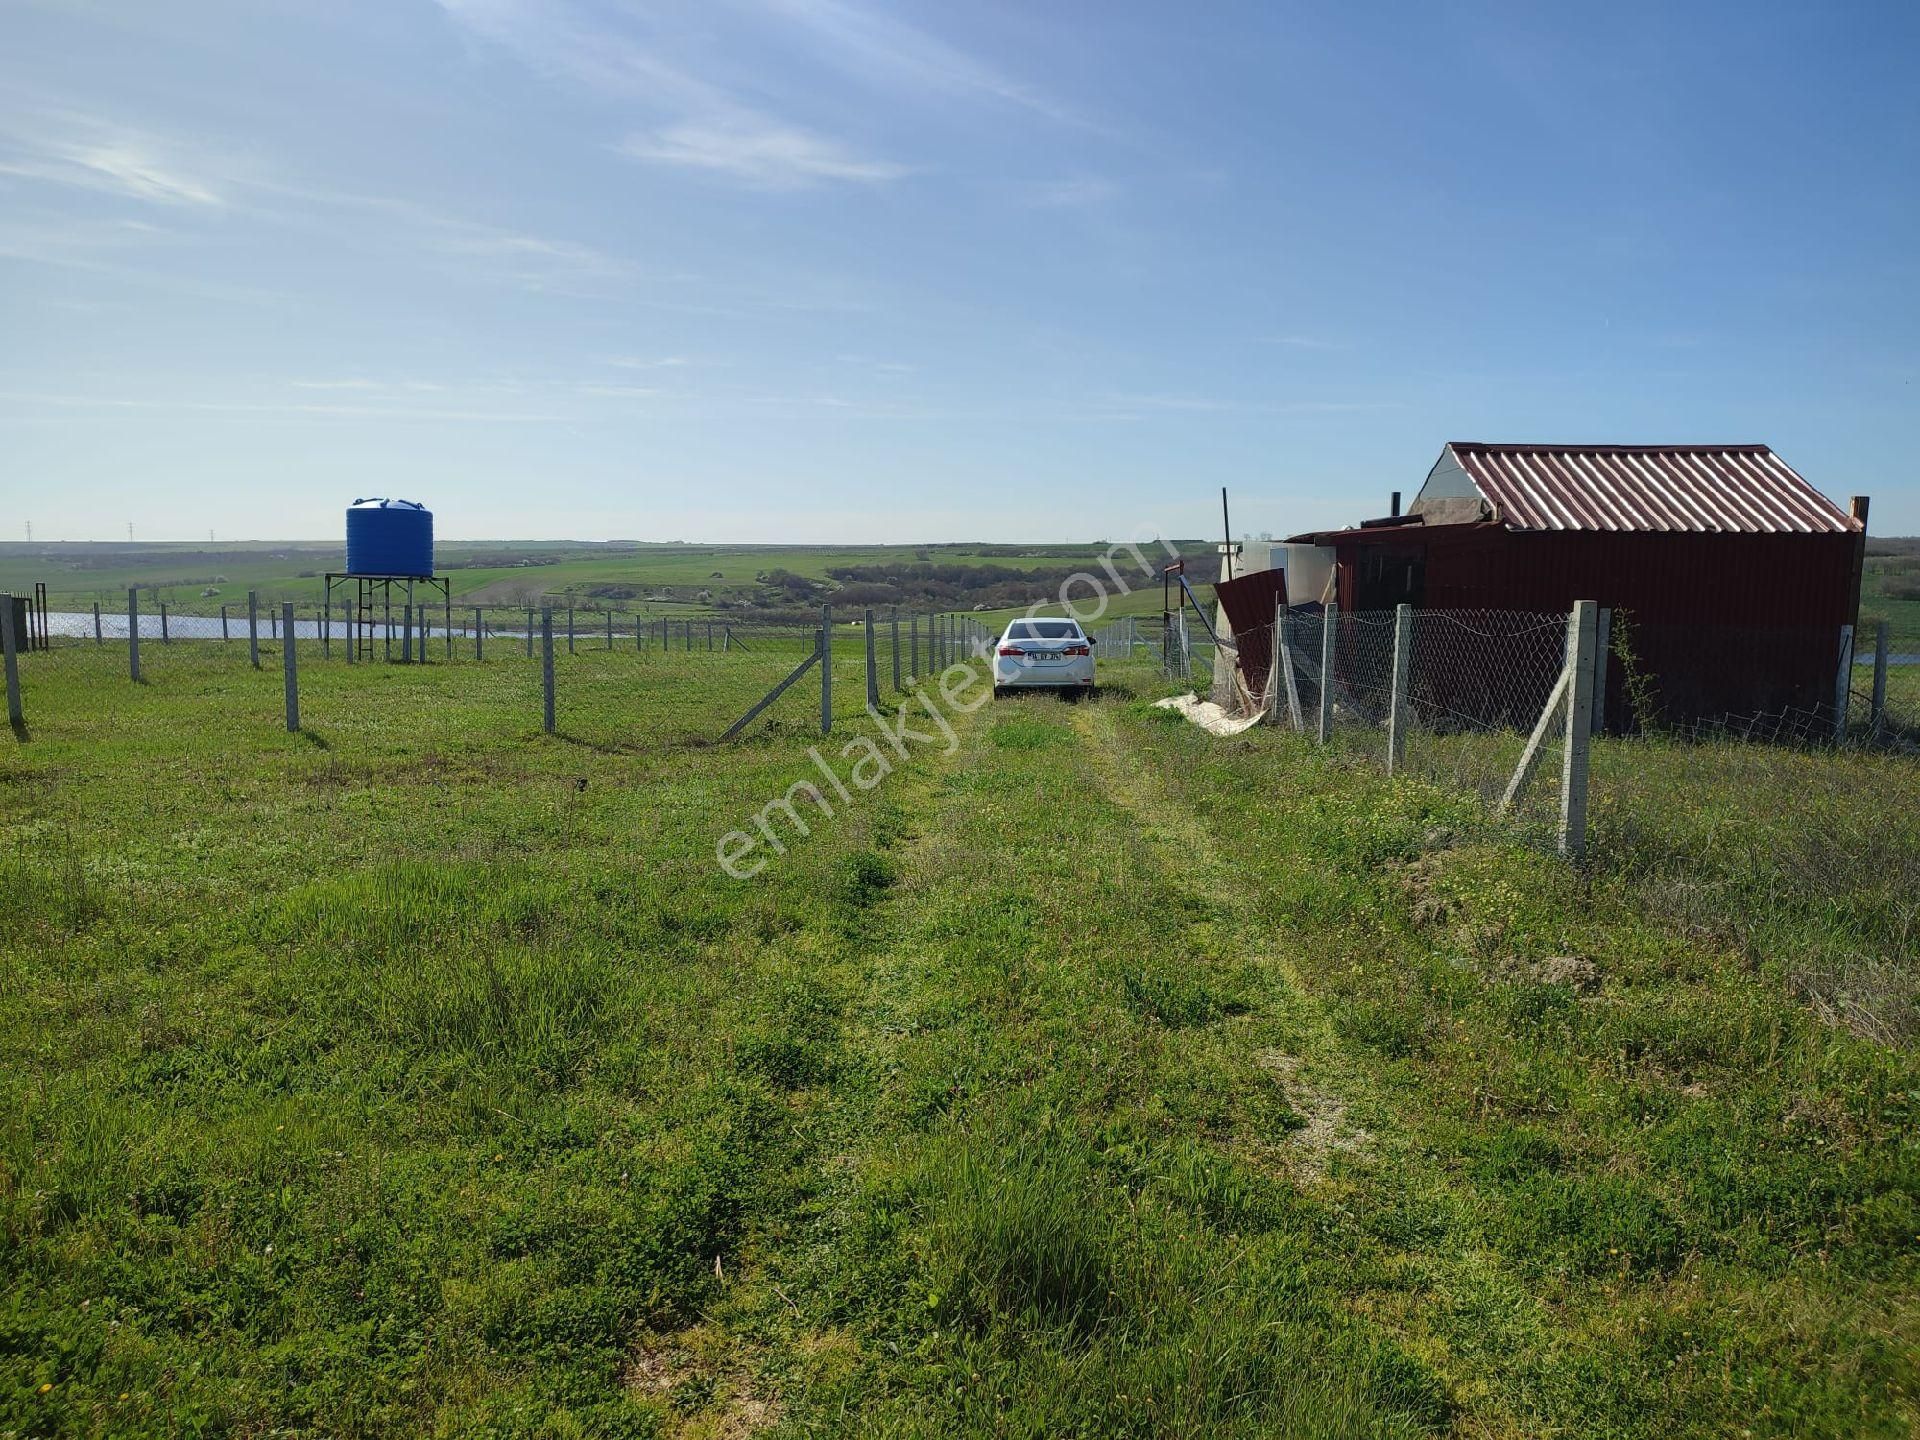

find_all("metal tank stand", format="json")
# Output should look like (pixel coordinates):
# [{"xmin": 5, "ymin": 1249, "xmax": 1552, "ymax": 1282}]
[{"xmin": 325, "ymin": 572, "xmax": 451, "ymax": 663}]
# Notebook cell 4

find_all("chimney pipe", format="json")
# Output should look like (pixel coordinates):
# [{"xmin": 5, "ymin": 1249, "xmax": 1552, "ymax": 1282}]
[
  {"xmin": 1389, "ymin": 490, "xmax": 1402, "ymax": 518},
  {"xmin": 1850, "ymin": 495, "xmax": 1870, "ymax": 527}
]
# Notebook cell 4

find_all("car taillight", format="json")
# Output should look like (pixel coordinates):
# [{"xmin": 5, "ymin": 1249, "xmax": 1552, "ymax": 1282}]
[
  {"xmin": 998, "ymin": 645, "xmax": 1025, "ymax": 656},
  {"xmin": 1065, "ymin": 644, "xmax": 1090, "ymax": 656}
]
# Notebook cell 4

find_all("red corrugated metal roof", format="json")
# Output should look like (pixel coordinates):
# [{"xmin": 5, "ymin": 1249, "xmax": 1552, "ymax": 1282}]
[{"xmin": 1447, "ymin": 443, "xmax": 1857, "ymax": 535}]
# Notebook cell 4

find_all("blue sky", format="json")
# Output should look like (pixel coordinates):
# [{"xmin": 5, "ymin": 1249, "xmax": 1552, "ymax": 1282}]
[{"xmin": 3, "ymin": 0, "xmax": 1916, "ymax": 542}]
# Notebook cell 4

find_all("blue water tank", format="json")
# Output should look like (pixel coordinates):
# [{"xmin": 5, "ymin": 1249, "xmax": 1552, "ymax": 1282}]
[{"xmin": 345, "ymin": 498, "xmax": 434, "ymax": 577}]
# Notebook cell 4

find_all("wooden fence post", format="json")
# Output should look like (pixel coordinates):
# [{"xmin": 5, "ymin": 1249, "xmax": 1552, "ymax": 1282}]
[
  {"xmin": 1558, "ymin": 600, "xmax": 1598, "ymax": 859},
  {"xmin": 282, "ymin": 603, "xmax": 300, "ymax": 732},
  {"xmin": 1386, "ymin": 603, "xmax": 1412, "ymax": 773},
  {"xmin": 541, "ymin": 607, "xmax": 555, "ymax": 734}
]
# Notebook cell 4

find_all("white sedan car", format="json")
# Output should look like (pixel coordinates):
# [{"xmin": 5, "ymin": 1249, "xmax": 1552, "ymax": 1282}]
[{"xmin": 993, "ymin": 616, "xmax": 1096, "ymax": 694}]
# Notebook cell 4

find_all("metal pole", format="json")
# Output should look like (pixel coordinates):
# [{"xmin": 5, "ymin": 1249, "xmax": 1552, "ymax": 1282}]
[
  {"xmin": 865, "ymin": 608, "xmax": 879, "ymax": 709},
  {"xmin": 344, "ymin": 595, "xmax": 356, "ymax": 665},
  {"xmin": 820, "ymin": 604, "xmax": 833, "ymax": 735},
  {"xmin": 160, "ymin": 602, "xmax": 169, "ymax": 644},
  {"xmin": 321, "ymin": 596, "xmax": 330, "ymax": 658},
  {"xmin": 403, "ymin": 580, "xmax": 415, "ymax": 663},
  {"xmin": 542, "ymin": 607, "xmax": 555, "ymax": 734},
  {"xmin": 525, "ymin": 608, "xmax": 533, "ymax": 658},
  {"xmin": 707, "ymin": 621, "xmax": 713, "ymax": 651},
  {"xmin": 248, "ymin": 591, "xmax": 260, "ymax": 668},
  {"xmin": 1317, "ymin": 604, "xmax": 1337, "ymax": 744},
  {"xmin": 1590, "ymin": 607, "xmax": 1611, "ymax": 735},
  {"xmin": 129, "ymin": 588, "xmax": 141, "ymax": 681},
  {"xmin": 282, "ymin": 603, "xmax": 300, "ymax": 732},
  {"xmin": 1276, "ymin": 603, "xmax": 1303, "ymax": 731},
  {"xmin": 1559, "ymin": 600, "xmax": 1598, "ymax": 860},
  {"xmin": 94, "ymin": 602, "xmax": 103, "ymax": 645},
  {"xmin": 1386, "ymin": 603, "xmax": 1412, "ymax": 774},
  {"xmin": 445, "ymin": 592, "xmax": 452, "ymax": 659},
  {"xmin": 909, "ymin": 614, "xmax": 919, "ymax": 678},
  {"xmin": 891, "ymin": 607, "xmax": 902, "ymax": 690},
  {"xmin": 475, "ymin": 607, "xmax": 484, "ymax": 661},
  {"xmin": 568, "ymin": 604, "xmax": 576, "ymax": 655},
  {"xmin": 607, "ymin": 609, "xmax": 613, "ymax": 650},
  {"xmin": 1871, "ymin": 620, "xmax": 1890, "ymax": 728},
  {"xmin": 1833, "ymin": 624, "xmax": 1855, "ymax": 741},
  {"xmin": 1, "ymin": 595, "xmax": 21, "ymax": 728},
  {"xmin": 220, "ymin": 605, "xmax": 229, "ymax": 641}
]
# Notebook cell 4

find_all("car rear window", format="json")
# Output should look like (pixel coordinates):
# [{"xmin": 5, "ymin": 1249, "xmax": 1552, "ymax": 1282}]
[{"xmin": 1010, "ymin": 621, "xmax": 1080, "ymax": 639}]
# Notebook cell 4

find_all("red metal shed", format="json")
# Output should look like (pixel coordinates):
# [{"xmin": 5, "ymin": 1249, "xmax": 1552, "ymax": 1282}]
[{"xmin": 1289, "ymin": 443, "xmax": 1868, "ymax": 730}]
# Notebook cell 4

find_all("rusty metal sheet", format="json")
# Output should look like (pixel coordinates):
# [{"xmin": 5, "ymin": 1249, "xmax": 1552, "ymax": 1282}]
[{"xmin": 1448, "ymin": 443, "xmax": 1855, "ymax": 534}]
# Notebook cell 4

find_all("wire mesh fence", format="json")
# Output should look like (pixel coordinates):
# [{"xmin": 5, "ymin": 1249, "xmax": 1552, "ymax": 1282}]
[{"xmin": 1, "ymin": 592, "xmax": 1003, "ymax": 752}]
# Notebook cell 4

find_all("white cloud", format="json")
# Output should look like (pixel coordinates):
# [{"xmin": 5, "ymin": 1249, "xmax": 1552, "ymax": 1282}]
[
  {"xmin": 0, "ymin": 114, "xmax": 224, "ymax": 206},
  {"xmin": 436, "ymin": 0, "xmax": 910, "ymax": 191},
  {"xmin": 617, "ymin": 120, "xmax": 907, "ymax": 190},
  {"xmin": 754, "ymin": 0, "xmax": 1088, "ymax": 128}
]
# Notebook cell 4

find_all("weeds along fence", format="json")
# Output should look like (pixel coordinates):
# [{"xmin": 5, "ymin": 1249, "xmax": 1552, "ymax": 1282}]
[
  {"xmin": 1177, "ymin": 601, "xmax": 1920, "ymax": 861},
  {"xmin": 0, "ymin": 591, "xmax": 998, "ymax": 750}
]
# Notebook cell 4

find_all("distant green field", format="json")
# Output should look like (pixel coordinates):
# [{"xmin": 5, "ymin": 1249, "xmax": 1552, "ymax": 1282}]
[{"xmin": 0, "ymin": 539, "xmax": 1209, "ymax": 621}]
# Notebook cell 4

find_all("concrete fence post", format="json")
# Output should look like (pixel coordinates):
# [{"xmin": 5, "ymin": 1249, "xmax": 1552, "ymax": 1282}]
[
  {"xmin": 541, "ymin": 607, "xmax": 555, "ymax": 734},
  {"xmin": 1559, "ymin": 600, "xmax": 1599, "ymax": 860},
  {"xmin": 282, "ymin": 603, "xmax": 300, "ymax": 732},
  {"xmin": 820, "ymin": 604, "xmax": 833, "ymax": 735},
  {"xmin": 1833, "ymin": 624, "xmax": 1855, "ymax": 742},
  {"xmin": 129, "ymin": 589, "xmax": 141, "ymax": 681},
  {"xmin": 2, "ymin": 594, "xmax": 21, "ymax": 728},
  {"xmin": 1318, "ymin": 603, "xmax": 1338, "ymax": 744},
  {"xmin": 248, "ymin": 591, "xmax": 260, "ymax": 669},
  {"xmin": 1871, "ymin": 620, "xmax": 1890, "ymax": 729},
  {"xmin": 1386, "ymin": 603, "xmax": 1413, "ymax": 774},
  {"xmin": 865, "ymin": 607, "xmax": 879, "ymax": 708}
]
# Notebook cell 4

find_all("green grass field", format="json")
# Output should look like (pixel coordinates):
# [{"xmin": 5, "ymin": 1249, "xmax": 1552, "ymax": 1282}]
[
  {"xmin": 0, "ymin": 540, "xmax": 1203, "ymax": 623},
  {"xmin": 2, "ymin": 640, "xmax": 1916, "ymax": 1438}
]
